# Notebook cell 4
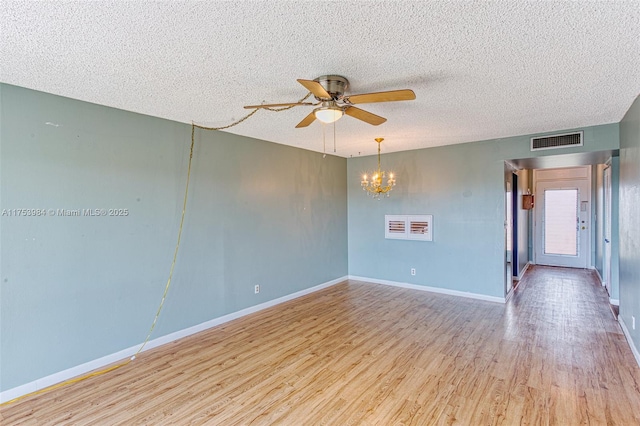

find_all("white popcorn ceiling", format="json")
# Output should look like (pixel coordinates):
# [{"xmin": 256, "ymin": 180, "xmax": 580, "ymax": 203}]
[{"xmin": 1, "ymin": 1, "xmax": 639, "ymax": 157}]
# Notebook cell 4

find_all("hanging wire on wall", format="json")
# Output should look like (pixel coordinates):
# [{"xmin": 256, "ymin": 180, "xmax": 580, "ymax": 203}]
[
  {"xmin": 0, "ymin": 93, "xmax": 314, "ymax": 407},
  {"xmin": 193, "ymin": 92, "xmax": 312, "ymax": 131}
]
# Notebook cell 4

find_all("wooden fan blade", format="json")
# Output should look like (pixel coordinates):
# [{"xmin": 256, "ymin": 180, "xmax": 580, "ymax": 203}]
[
  {"xmin": 297, "ymin": 79, "xmax": 331, "ymax": 99},
  {"xmin": 244, "ymin": 102, "xmax": 313, "ymax": 109},
  {"xmin": 344, "ymin": 106, "xmax": 387, "ymax": 126},
  {"xmin": 345, "ymin": 89, "xmax": 416, "ymax": 104},
  {"xmin": 295, "ymin": 111, "xmax": 317, "ymax": 128}
]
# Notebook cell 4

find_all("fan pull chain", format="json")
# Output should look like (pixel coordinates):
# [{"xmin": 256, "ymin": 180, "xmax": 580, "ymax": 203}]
[
  {"xmin": 322, "ymin": 123, "xmax": 327, "ymax": 158},
  {"xmin": 333, "ymin": 120, "xmax": 337, "ymax": 153}
]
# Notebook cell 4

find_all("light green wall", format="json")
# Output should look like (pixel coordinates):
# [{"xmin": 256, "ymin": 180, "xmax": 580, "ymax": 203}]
[
  {"xmin": 0, "ymin": 84, "xmax": 348, "ymax": 391},
  {"xmin": 348, "ymin": 140, "xmax": 506, "ymax": 297},
  {"xmin": 590, "ymin": 160, "xmax": 619, "ymax": 293},
  {"xmin": 527, "ymin": 170, "xmax": 534, "ymax": 262},
  {"xmin": 516, "ymin": 169, "xmax": 530, "ymax": 277},
  {"xmin": 619, "ymin": 94, "xmax": 640, "ymax": 352},
  {"xmin": 595, "ymin": 164, "xmax": 605, "ymax": 278},
  {"xmin": 347, "ymin": 124, "xmax": 619, "ymax": 299},
  {"xmin": 610, "ymin": 157, "xmax": 621, "ymax": 301}
]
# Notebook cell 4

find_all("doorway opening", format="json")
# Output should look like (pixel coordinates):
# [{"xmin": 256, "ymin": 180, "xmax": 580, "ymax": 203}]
[
  {"xmin": 503, "ymin": 149, "xmax": 618, "ymax": 300},
  {"xmin": 533, "ymin": 167, "xmax": 591, "ymax": 268}
]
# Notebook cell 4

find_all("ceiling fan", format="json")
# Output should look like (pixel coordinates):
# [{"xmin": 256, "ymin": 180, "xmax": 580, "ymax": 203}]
[{"xmin": 244, "ymin": 75, "xmax": 416, "ymax": 128}]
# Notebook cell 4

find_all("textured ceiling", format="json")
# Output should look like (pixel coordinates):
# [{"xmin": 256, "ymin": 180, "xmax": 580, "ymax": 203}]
[{"xmin": 1, "ymin": 1, "xmax": 639, "ymax": 157}]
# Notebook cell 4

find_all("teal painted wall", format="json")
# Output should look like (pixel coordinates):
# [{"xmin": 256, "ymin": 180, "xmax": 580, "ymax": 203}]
[
  {"xmin": 591, "ymin": 164, "xmax": 598, "ymax": 268},
  {"xmin": 348, "ymin": 140, "xmax": 506, "ymax": 297},
  {"xmin": 581, "ymin": 160, "xmax": 619, "ymax": 300},
  {"xmin": 0, "ymin": 84, "xmax": 348, "ymax": 391},
  {"xmin": 527, "ymin": 170, "xmax": 534, "ymax": 263},
  {"xmin": 595, "ymin": 164, "xmax": 605, "ymax": 279},
  {"xmin": 347, "ymin": 124, "xmax": 619, "ymax": 299},
  {"xmin": 516, "ymin": 169, "xmax": 530, "ymax": 277},
  {"xmin": 619, "ymin": 94, "xmax": 640, "ymax": 352},
  {"xmin": 611, "ymin": 157, "xmax": 621, "ymax": 301}
]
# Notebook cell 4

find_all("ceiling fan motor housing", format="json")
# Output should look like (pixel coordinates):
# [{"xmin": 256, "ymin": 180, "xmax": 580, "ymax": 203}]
[{"xmin": 313, "ymin": 75, "xmax": 349, "ymax": 100}]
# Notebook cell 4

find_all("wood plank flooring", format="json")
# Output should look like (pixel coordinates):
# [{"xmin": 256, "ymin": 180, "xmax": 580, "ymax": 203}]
[{"xmin": 2, "ymin": 265, "xmax": 640, "ymax": 425}]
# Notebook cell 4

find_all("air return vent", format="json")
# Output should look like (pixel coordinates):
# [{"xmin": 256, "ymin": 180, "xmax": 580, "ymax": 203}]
[
  {"xmin": 388, "ymin": 219, "xmax": 406, "ymax": 235},
  {"xmin": 531, "ymin": 131, "xmax": 583, "ymax": 151},
  {"xmin": 385, "ymin": 215, "xmax": 433, "ymax": 241}
]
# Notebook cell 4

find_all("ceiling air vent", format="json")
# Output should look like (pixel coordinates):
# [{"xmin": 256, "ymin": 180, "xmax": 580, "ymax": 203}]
[{"xmin": 531, "ymin": 131, "xmax": 583, "ymax": 151}]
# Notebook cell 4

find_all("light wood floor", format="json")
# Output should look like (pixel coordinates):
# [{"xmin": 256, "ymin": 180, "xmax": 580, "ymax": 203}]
[{"xmin": 3, "ymin": 266, "xmax": 640, "ymax": 425}]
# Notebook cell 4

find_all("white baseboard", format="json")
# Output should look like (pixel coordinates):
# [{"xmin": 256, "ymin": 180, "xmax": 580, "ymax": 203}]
[
  {"xmin": 348, "ymin": 275, "xmax": 505, "ymax": 304},
  {"xmin": 505, "ymin": 287, "xmax": 515, "ymax": 303},
  {"xmin": 516, "ymin": 262, "xmax": 531, "ymax": 281},
  {"xmin": 610, "ymin": 298, "xmax": 619, "ymax": 306},
  {"xmin": 0, "ymin": 275, "xmax": 347, "ymax": 404},
  {"xmin": 619, "ymin": 316, "xmax": 640, "ymax": 368},
  {"xmin": 591, "ymin": 266, "xmax": 604, "ymax": 285}
]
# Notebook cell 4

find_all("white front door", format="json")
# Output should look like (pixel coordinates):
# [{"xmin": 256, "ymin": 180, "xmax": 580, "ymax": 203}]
[{"xmin": 535, "ymin": 178, "xmax": 590, "ymax": 268}]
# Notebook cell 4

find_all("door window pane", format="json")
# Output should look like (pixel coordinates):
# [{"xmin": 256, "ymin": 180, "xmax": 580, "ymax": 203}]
[{"xmin": 544, "ymin": 189, "xmax": 578, "ymax": 256}]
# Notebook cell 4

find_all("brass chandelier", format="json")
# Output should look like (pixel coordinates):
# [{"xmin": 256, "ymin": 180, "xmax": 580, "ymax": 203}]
[{"xmin": 361, "ymin": 138, "xmax": 396, "ymax": 199}]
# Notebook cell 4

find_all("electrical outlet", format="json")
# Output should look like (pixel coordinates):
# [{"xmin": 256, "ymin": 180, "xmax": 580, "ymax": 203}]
[
  {"xmin": 411, "ymin": 268, "xmax": 416, "ymax": 276},
  {"xmin": 633, "ymin": 316, "xmax": 636, "ymax": 330},
  {"xmin": 254, "ymin": 285, "xmax": 260, "ymax": 294}
]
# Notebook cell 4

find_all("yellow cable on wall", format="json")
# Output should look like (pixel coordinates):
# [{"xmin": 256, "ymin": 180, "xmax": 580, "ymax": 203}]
[
  {"xmin": 1, "ymin": 94, "xmax": 312, "ymax": 406},
  {"xmin": 0, "ymin": 127, "xmax": 196, "ymax": 407}
]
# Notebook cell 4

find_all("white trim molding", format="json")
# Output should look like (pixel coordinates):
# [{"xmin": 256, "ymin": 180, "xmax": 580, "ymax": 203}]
[
  {"xmin": 591, "ymin": 266, "xmax": 604, "ymax": 285},
  {"xmin": 348, "ymin": 275, "xmax": 505, "ymax": 304},
  {"xmin": 0, "ymin": 276, "xmax": 348, "ymax": 404},
  {"xmin": 610, "ymin": 298, "xmax": 620, "ymax": 306},
  {"xmin": 619, "ymin": 316, "xmax": 640, "ymax": 368},
  {"xmin": 515, "ymin": 262, "xmax": 531, "ymax": 281}
]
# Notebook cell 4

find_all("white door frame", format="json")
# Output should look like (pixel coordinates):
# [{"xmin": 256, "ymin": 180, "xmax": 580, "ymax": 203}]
[
  {"xmin": 505, "ymin": 177, "xmax": 513, "ymax": 294},
  {"xmin": 603, "ymin": 166, "xmax": 612, "ymax": 294},
  {"xmin": 533, "ymin": 166, "xmax": 592, "ymax": 268}
]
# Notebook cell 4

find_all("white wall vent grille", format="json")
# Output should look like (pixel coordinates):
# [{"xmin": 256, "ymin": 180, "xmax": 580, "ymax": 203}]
[
  {"xmin": 531, "ymin": 131, "xmax": 583, "ymax": 151},
  {"xmin": 410, "ymin": 220, "xmax": 430, "ymax": 236},
  {"xmin": 385, "ymin": 215, "xmax": 433, "ymax": 241},
  {"xmin": 388, "ymin": 220, "xmax": 406, "ymax": 235}
]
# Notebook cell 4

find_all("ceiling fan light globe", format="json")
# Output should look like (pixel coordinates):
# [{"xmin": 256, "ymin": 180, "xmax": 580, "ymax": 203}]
[{"xmin": 314, "ymin": 107, "xmax": 343, "ymax": 124}]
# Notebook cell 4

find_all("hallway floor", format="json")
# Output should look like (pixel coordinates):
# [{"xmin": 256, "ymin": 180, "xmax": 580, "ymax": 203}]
[
  {"xmin": 506, "ymin": 265, "xmax": 640, "ymax": 423},
  {"xmin": 2, "ymin": 266, "xmax": 640, "ymax": 424}
]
